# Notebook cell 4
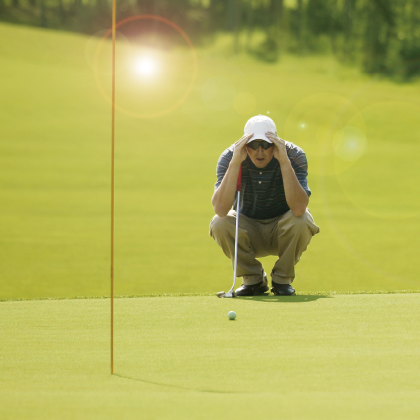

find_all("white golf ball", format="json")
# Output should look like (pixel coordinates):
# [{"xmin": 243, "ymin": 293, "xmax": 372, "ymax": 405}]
[{"xmin": 228, "ymin": 311, "xmax": 236, "ymax": 320}]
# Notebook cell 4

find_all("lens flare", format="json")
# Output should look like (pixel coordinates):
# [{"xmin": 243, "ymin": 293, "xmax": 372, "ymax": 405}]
[
  {"xmin": 335, "ymin": 101, "xmax": 420, "ymax": 220},
  {"xmin": 199, "ymin": 76, "xmax": 236, "ymax": 111},
  {"xmin": 134, "ymin": 56, "xmax": 157, "ymax": 75},
  {"xmin": 284, "ymin": 93, "xmax": 366, "ymax": 176},
  {"xmin": 233, "ymin": 92, "xmax": 256, "ymax": 116},
  {"xmin": 314, "ymin": 65, "xmax": 420, "ymax": 288},
  {"xmin": 181, "ymin": 58, "xmax": 249, "ymax": 127},
  {"xmin": 92, "ymin": 14, "xmax": 198, "ymax": 119},
  {"xmin": 333, "ymin": 126, "xmax": 367, "ymax": 161},
  {"xmin": 201, "ymin": 78, "xmax": 218, "ymax": 102},
  {"xmin": 86, "ymin": 30, "xmax": 132, "ymax": 75}
]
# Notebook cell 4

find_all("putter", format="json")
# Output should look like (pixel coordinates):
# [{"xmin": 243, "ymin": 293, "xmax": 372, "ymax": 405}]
[{"xmin": 217, "ymin": 166, "xmax": 242, "ymax": 298}]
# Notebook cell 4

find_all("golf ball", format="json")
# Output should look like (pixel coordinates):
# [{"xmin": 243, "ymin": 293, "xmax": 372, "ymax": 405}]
[{"xmin": 228, "ymin": 311, "xmax": 236, "ymax": 320}]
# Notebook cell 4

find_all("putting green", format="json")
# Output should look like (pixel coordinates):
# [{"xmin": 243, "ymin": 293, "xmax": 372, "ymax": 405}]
[{"xmin": 1, "ymin": 293, "xmax": 420, "ymax": 419}]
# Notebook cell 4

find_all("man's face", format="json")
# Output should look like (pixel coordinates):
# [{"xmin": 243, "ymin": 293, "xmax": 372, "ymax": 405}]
[{"xmin": 246, "ymin": 140, "xmax": 274, "ymax": 168}]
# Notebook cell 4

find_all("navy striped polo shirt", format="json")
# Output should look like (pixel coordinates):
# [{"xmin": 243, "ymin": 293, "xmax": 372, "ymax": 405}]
[{"xmin": 214, "ymin": 142, "xmax": 311, "ymax": 220}]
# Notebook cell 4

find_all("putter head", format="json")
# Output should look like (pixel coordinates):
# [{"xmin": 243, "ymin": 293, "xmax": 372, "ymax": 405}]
[{"xmin": 216, "ymin": 290, "xmax": 236, "ymax": 298}]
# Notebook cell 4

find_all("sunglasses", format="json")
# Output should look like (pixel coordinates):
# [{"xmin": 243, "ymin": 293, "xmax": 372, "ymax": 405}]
[{"xmin": 246, "ymin": 140, "xmax": 274, "ymax": 150}]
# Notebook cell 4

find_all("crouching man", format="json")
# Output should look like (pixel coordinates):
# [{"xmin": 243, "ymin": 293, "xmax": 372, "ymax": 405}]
[{"xmin": 209, "ymin": 115, "xmax": 320, "ymax": 296}]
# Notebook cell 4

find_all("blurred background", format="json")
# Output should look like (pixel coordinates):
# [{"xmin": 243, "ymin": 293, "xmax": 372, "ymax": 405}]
[
  {"xmin": 1, "ymin": 0, "xmax": 420, "ymax": 299},
  {"xmin": 2, "ymin": 0, "xmax": 420, "ymax": 77}
]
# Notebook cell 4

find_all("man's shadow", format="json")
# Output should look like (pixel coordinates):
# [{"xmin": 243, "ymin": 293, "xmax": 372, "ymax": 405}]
[{"xmin": 239, "ymin": 294, "xmax": 331, "ymax": 303}]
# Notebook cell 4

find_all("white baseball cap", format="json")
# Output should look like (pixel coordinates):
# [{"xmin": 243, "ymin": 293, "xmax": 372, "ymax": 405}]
[{"xmin": 244, "ymin": 114, "xmax": 277, "ymax": 143}]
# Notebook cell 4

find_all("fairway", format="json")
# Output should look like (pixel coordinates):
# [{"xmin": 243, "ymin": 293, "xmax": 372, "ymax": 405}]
[
  {"xmin": 1, "ymin": 23, "xmax": 420, "ymax": 299},
  {"xmin": 1, "ymin": 293, "xmax": 420, "ymax": 419}
]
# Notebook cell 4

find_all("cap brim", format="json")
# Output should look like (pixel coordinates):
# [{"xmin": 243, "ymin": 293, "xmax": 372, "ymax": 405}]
[{"xmin": 246, "ymin": 133, "xmax": 272, "ymax": 143}]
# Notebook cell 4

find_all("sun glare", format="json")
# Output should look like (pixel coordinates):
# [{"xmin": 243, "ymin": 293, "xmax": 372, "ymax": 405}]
[{"xmin": 134, "ymin": 57, "xmax": 157, "ymax": 75}]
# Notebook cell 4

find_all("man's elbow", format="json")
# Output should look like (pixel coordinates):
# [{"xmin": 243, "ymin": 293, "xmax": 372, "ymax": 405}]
[
  {"xmin": 211, "ymin": 195, "xmax": 229, "ymax": 217},
  {"xmin": 291, "ymin": 207, "xmax": 307, "ymax": 217},
  {"xmin": 213, "ymin": 205, "xmax": 229, "ymax": 218},
  {"xmin": 291, "ymin": 194, "xmax": 309, "ymax": 217}
]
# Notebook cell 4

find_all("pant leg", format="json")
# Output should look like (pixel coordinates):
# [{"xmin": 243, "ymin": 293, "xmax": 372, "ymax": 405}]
[
  {"xmin": 209, "ymin": 210, "xmax": 266, "ymax": 285},
  {"xmin": 269, "ymin": 209, "xmax": 320, "ymax": 284}
]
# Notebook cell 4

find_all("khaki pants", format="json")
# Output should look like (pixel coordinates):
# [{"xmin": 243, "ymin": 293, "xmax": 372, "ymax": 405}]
[{"xmin": 209, "ymin": 209, "xmax": 320, "ymax": 285}]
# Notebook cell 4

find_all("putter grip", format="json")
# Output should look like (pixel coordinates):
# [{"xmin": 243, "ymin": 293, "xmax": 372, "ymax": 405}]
[{"xmin": 236, "ymin": 166, "xmax": 242, "ymax": 192}]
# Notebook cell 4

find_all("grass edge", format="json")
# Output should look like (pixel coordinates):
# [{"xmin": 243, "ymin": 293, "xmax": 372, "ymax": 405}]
[{"xmin": 1, "ymin": 289, "xmax": 420, "ymax": 302}]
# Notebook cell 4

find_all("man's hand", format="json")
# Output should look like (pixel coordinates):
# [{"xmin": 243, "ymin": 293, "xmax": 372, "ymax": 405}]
[
  {"xmin": 231, "ymin": 133, "xmax": 254, "ymax": 166},
  {"xmin": 212, "ymin": 133, "xmax": 253, "ymax": 217},
  {"xmin": 265, "ymin": 131, "xmax": 308, "ymax": 216},
  {"xmin": 265, "ymin": 131, "xmax": 288, "ymax": 164}
]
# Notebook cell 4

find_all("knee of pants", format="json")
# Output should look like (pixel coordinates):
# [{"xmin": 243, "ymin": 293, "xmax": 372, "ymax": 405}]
[
  {"xmin": 209, "ymin": 214, "xmax": 231, "ymax": 238},
  {"xmin": 278, "ymin": 210, "xmax": 317, "ymax": 234}
]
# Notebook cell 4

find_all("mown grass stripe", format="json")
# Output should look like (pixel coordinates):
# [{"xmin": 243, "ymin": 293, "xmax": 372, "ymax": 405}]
[{"xmin": 1, "ymin": 289, "xmax": 419, "ymax": 302}]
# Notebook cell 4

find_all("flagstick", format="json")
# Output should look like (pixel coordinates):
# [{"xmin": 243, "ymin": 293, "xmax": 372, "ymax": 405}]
[{"xmin": 111, "ymin": 0, "xmax": 116, "ymax": 375}]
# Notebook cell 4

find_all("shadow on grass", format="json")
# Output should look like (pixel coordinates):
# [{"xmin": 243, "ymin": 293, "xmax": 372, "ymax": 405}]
[
  {"xmin": 238, "ymin": 294, "xmax": 331, "ymax": 303},
  {"xmin": 113, "ymin": 373, "xmax": 251, "ymax": 394}
]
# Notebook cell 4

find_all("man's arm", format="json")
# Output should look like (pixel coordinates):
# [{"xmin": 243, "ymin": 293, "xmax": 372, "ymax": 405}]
[
  {"xmin": 211, "ymin": 133, "xmax": 253, "ymax": 217},
  {"xmin": 265, "ymin": 131, "xmax": 309, "ymax": 217},
  {"xmin": 211, "ymin": 160, "xmax": 241, "ymax": 217},
  {"xmin": 277, "ymin": 157, "xmax": 309, "ymax": 217}
]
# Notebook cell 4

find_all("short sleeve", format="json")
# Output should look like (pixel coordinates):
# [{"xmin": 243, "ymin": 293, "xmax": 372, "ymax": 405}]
[
  {"xmin": 214, "ymin": 148, "xmax": 233, "ymax": 192},
  {"xmin": 290, "ymin": 148, "xmax": 311, "ymax": 197}
]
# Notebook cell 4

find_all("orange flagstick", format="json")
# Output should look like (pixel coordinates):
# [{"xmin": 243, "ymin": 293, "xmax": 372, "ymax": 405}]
[{"xmin": 111, "ymin": 0, "xmax": 116, "ymax": 375}]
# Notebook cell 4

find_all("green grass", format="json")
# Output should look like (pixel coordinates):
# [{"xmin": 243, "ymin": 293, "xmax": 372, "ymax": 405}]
[
  {"xmin": 2, "ymin": 24, "xmax": 420, "ymax": 420},
  {"xmin": 2, "ymin": 289, "xmax": 420, "ymax": 303},
  {"xmin": 1, "ymin": 22, "xmax": 420, "ymax": 300},
  {"xmin": 1, "ymin": 294, "xmax": 420, "ymax": 419}
]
